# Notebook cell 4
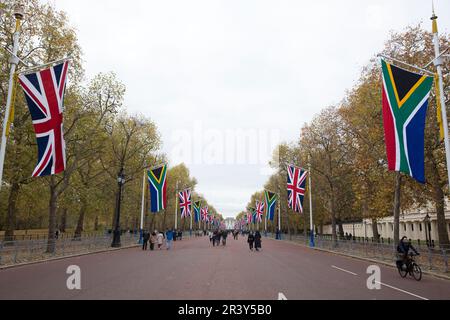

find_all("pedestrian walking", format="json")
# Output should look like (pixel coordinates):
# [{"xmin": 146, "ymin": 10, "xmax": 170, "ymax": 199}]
[
  {"xmin": 142, "ymin": 231, "xmax": 150, "ymax": 250},
  {"xmin": 165, "ymin": 229, "xmax": 174, "ymax": 250},
  {"xmin": 157, "ymin": 231, "xmax": 164, "ymax": 250},
  {"xmin": 222, "ymin": 230, "xmax": 228, "ymax": 246},
  {"xmin": 150, "ymin": 232, "xmax": 157, "ymax": 251},
  {"xmin": 248, "ymin": 232, "xmax": 255, "ymax": 251},
  {"xmin": 254, "ymin": 231, "xmax": 262, "ymax": 251},
  {"xmin": 212, "ymin": 230, "xmax": 218, "ymax": 247}
]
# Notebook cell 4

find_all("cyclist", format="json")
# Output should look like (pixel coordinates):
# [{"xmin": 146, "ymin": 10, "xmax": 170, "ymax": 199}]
[{"xmin": 396, "ymin": 236, "xmax": 419, "ymax": 270}]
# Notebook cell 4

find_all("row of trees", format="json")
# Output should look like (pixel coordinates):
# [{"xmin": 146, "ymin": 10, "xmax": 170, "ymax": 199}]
[
  {"xmin": 0, "ymin": 0, "xmax": 220, "ymax": 251},
  {"xmin": 240, "ymin": 25, "xmax": 449, "ymax": 248}
]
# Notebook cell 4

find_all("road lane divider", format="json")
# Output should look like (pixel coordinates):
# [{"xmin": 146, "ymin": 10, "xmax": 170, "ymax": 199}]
[
  {"xmin": 375, "ymin": 281, "xmax": 429, "ymax": 300},
  {"xmin": 331, "ymin": 265, "xmax": 358, "ymax": 276}
]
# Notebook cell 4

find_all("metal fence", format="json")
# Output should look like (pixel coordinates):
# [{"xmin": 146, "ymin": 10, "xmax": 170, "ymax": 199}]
[
  {"xmin": 265, "ymin": 233, "xmax": 449, "ymax": 275},
  {"xmin": 0, "ymin": 233, "xmax": 140, "ymax": 267}
]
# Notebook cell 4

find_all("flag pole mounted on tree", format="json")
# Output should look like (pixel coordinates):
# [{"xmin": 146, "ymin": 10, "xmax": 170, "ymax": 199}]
[{"xmin": 0, "ymin": 2, "xmax": 24, "ymax": 190}]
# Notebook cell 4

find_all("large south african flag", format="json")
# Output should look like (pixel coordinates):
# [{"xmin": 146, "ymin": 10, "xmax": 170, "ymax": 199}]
[
  {"xmin": 381, "ymin": 59, "xmax": 433, "ymax": 183},
  {"xmin": 148, "ymin": 165, "xmax": 167, "ymax": 212}
]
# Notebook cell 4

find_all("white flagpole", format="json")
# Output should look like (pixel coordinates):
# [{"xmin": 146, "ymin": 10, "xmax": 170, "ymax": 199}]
[
  {"xmin": 308, "ymin": 158, "xmax": 314, "ymax": 247},
  {"xmin": 190, "ymin": 206, "xmax": 193, "ymax": 235},
  {"xmin": 278, "ymin": 193, "xmax": 281, "ymax": 239},
  {"xmin": 174, "ymin": 181, "xmax": 179, "ymax": 230},
  {"xmin": 0, "ymin": 5, "xmax": 24, "ymax": 190},
  {"xmin": 431, "ymin": 8, "xmax": 450, "ymax": 191},
  {"xmin": 139, "ymin": 170, "xmax": 146, "ymax": 244}
]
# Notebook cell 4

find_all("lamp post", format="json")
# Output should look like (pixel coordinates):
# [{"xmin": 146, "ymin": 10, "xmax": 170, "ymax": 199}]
[
  {"xmin": 111, "ymin": 168, "xmax": 125, "ymax": 248},
  {"xmin": 0, "ymin": 2, "xmax": 24, "ymax": 191},
  {"xmin": 424, "ymin": 213, "xmax": 431, "ymax": 248}
]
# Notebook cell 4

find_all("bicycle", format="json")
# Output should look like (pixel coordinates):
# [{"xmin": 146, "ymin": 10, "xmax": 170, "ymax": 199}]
[{"xmin": 397, "ymin": 253, "xmax": 422, "ymax": 281}]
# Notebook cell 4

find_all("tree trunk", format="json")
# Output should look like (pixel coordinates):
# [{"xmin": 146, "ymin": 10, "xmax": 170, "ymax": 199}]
[
  {"xmin": 337, "ymin": 219, "xmax": 344, "ymax": 239},
  {"xmin": 60, "ymin": 208, "xmax": 67, "ymax": 233},
  {"xmin": 428, "ymin": 156, "xmax": 450, "ymax": 249},
  {"xmin": 393, "ymin": 172, "xmax": 402, "ymax": 247},
  {"xmin": 94, "ymin": 215, "xmax": 99, "ymax": 231},
  {"xmin": 371, "ymin": 218, "xmax": 380, "ymax": 242},
  {"xmin": 330, "ymin": 194, "xmax": 337, "ymax": 243},
  {"xmin": 74, "ymin": 199, "xmax": 87, "ymax": 239},
  {"xmin": 47, "ymin": 179, "xmax": 58, "ymax": 254},
  {"xmin": 5, "ymin": 182, "xmax": 20, "ymax": 241}
]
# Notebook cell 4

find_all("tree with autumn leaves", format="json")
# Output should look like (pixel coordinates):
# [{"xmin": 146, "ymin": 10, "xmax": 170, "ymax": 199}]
[
  {"xmin": 0, "ymin": 0, "xmax": 220, "ymax": 252},
  {"xmin": 244, "ymin": 25, "xmax": 449, "ymax": 248}
]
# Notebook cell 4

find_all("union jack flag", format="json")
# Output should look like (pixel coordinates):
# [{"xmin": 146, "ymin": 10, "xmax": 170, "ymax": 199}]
[
  {"xmin": 287, "ymin": 164, "xmax": 308, "ymax": 213},
  {"xmin": 18, "ymin": 61, "xmax": 70, "ymax": 177},
  {"xmin": 255, "ymin": 201, "xmax": 265, "ymax": 223},
  {"xmin": 201, "ymin": 206, "xmax": 209, "ymax": 221},
  {"xmin": 179, "ymin": 189, "xmax": 192, "ymax": 218},
  {"xmin": 247, "ymin": 212, "xmax": 253, "ymax": 225}
]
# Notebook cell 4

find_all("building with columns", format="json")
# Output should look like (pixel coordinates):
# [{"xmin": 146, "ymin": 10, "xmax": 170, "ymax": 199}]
[
  {"xmin": 322, "ymin": 203, "xmax": 450, "ymax": 243},
  {"xmin": 224, "ymin": 218, "xmax": 236, "ymax": 230}
]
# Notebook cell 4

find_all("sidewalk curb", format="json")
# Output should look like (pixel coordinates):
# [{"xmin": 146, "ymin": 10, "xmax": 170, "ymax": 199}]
[
  {"xmin": 266, "ymin": 237, "xmax": 450, "ymax": 281},
  {"xmin": 0, "ymin": 243, "xmax": 139, "ymax": 271}
]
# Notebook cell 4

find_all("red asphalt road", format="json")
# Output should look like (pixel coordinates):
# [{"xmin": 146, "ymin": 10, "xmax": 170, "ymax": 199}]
[{"xmin": 0, "ymin": 236, "xmax": 449, "ymax": 300}]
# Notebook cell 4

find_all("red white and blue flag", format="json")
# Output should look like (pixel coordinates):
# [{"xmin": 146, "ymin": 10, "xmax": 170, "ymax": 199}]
[
  {"xmin": 201, "ymin": 206, "xmax": 209, "ymax": 222},
  {"xmin": 179, "ymin": 189, "xmax": 192, "ymax": 218},
  {"xmin": 18, "ymin": 61, "xmax": 70, "ymax": 177},
  {"xmin": 255, "ymin": 201, "xmax": 265, "ymax": 223},
  {"xmin": 247, "ymin": 212, "xmax": 253, "ymax": 225},
  {"xmin": 287, "ymin": 164, "xmax": 308, "ymax": 213}
]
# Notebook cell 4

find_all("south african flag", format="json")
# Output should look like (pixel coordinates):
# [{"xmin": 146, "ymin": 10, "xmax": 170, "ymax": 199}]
[
  {"xmin": 265, "ymin": 191, "xmax": 277, "ymax": 221},
  {"xmin": 148, "ymin": 165, "xmax": 167, "ymax": 212},
  {"xmin": 381, "ymin": 59, "xmax": 433, "ymax": 183},
  {"xmin": 193, "ymin": 200, "xmax": 201, "ymax": 223}
]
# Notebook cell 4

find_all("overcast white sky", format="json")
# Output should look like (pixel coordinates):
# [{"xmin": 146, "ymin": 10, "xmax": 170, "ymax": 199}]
[{"xmin": 50, "ymin": 0, "xmax": 449, "ymax": 218}]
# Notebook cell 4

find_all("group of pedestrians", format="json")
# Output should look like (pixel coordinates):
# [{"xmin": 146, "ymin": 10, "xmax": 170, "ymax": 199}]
[
  {"xmin": 247, "ymin": 231, "xmax": 262, "ymax": 251},
  {"xmin": 209, "ymin": 229, "xmax": 229, "ymax": 247},
  {"xmin": 142, "ymin": 229, "xmax": 178, "ymax": 251}
]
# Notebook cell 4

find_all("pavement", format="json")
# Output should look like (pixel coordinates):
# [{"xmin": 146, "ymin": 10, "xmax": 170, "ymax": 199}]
[{"xmin": 0, "ymin": 235, "xmax": 449, "ymax": 300}]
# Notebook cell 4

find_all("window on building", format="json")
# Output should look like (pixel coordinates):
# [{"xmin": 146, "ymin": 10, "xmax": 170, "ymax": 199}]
[
  {"xmin": 419, "ymin": 223, "xmax": 422, "ymax": 232},
  {"xmin": 411, "ymin": 224, "xmax": 414, "ymax": 232},
  {"xmin": 404, "ymin": 224, "xmax": 406, "ymax": 231}
]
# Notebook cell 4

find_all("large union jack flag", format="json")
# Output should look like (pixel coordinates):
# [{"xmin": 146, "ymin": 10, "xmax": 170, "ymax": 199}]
[
  {"xmin": 18, "ymin": 61, "xmax": 70, "ymax": 177},
  {"xmin": 287, "ymin": 164, "xmax": 308, "ymax": 213},
  {"xmin": 179, "ymin": 189, "xmax": 192, "ymax": 218},
  {"xmin": 255, "ymin": 201, "xmax": 265, "ymax": 223}
]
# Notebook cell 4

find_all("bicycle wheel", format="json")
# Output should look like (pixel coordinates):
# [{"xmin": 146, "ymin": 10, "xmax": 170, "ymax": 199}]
[
  {"xmin": 397, "ymin": 264, "xmax": 408, "ymax": 278},
  {"xmin": 411, "ymin": 263, "xmax": 422, "ymax": 281}
]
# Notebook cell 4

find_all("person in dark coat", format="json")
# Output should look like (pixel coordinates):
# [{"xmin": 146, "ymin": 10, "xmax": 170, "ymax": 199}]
[
  {"xmin": 254, "ymin": 231, "xmax": 262, "ymax": 251},
  {"xmin": 142, "ymin": 231, "xmax": 150, "ymax": 250},
  {"xmin": 248, "ymin": 232, "xmax": 255, "ymax": 251},
  {"xmin": 222, "ymin": 230, "xmax": 228, "ymax": 246}
]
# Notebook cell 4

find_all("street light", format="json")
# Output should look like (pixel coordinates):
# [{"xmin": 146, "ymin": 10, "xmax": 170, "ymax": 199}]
[
  {"xmin": 111, "ymin": 168, "xmax": 125, "ymax": 248},
  {"xmin": 424, "ymin": 213, "xmax": 430, "ymax": 248}
]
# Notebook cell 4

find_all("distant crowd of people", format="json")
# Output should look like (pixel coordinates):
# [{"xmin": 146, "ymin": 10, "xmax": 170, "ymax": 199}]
[
  {"xmin": 141, "ymin": 229, "xmax": 184, "ymax": 251},
  {"xmin": 141, "ymin": 228, "xmax": 264, "ymax": 253}
]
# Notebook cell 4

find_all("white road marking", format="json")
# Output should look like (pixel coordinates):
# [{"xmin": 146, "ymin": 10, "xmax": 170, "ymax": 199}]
[
  {"xmin": 375, "ymin": 281, "xmax": 429, "ymax": 301},
  {"xmin": 331, "ymin": 265, "xmax": 358, "ymax": 276}
]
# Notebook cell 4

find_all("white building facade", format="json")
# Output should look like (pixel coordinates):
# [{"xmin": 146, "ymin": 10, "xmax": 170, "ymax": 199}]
[
  {"xmin": 224, "ymin": 218, "xmax": 236, "ymax": 230},
  {"xmin": 321, "ymin": 212, "xmax": 450, "ymax": 242}
]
